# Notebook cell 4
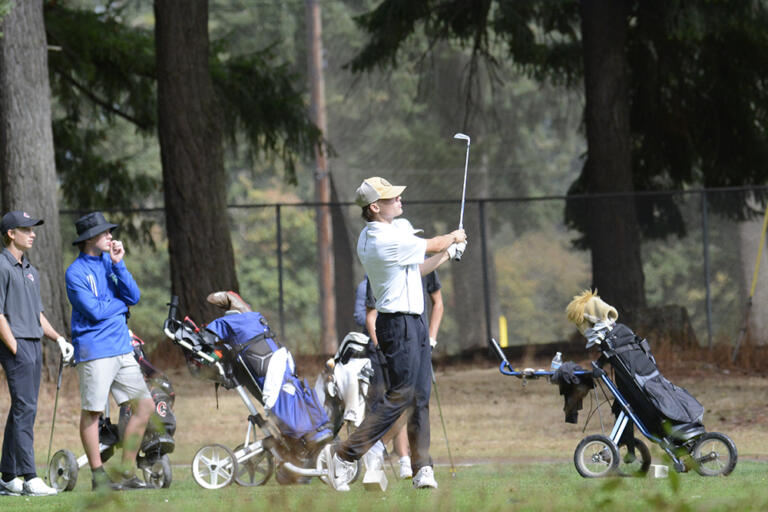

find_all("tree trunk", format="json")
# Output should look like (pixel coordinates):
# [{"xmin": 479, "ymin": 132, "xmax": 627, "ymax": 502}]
[
  {"xmin": 580, "ymin": 0, "xmax": 646, "ymax": 313},
  {"xmin": 331, "ymin": 174, "xmax": 355, "ymax": 338},
  {"xmin": 154, "ymin": 0, "xmax": 238, "ymax": 324},
  {"xmin": 0, "ymin": 0, "xmax": 69, "ymax": 379}
]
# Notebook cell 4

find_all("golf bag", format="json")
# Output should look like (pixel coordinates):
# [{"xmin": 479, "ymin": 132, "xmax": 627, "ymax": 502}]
[
  {"xmin": 116, "ymin": 333, "xmax": 176, "ymax": 466},
  {"xmin": 598, "ymin": 323, "xmax": 704, "ymax": 442},
  {"xmin": 164, "ymin": 294, "xmax": 373, "ymax": 489},
  {"xmin": 204, "ymin": 312, "xmax": 333, "ymax": 449},
  {"xmin": 315, "ymin": 332, "xmax": 376, "ymax": 434}
]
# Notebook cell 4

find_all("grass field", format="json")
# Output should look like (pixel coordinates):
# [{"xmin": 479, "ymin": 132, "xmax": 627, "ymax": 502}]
[
  {"xmin": 1, "ymin": 353, "xmax": 767, "ymax": 511},
  {"xmin": 1, "ymin": 461, "xmax": 767, "ymax": 512}
]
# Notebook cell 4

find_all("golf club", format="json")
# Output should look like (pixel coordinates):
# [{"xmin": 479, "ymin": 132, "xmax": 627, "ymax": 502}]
[
  {"xmin": 45, "ymin": 354, "xmax": 65, "ymax": 483},
  {"xmin": 431, "ymin": 364, "xmax": 456, "ymax": 477},
  {"xmin": 453, "ymin": 133, "xmax": 471, "ymax": 261}
]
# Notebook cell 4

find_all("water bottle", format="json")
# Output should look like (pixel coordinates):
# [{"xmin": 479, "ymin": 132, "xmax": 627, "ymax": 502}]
[{"xmin": 550, "ymin": 351, "xmax": 563, "ymax": 375}]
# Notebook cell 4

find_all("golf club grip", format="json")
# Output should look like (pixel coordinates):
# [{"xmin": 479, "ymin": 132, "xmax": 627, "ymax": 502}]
[
  {"xmin": 168, "ymin": 295, "xmax": 179, "ymax": 321},
  {"xmin": 56, "ymin": 357, "xmax": 64, "ymax": 388}
]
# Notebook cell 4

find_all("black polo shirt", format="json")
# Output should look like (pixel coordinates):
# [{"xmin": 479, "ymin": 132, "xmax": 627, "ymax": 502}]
[{"xmin": 0, "ymin": 248, "xmax": 43, "ymax": 339}]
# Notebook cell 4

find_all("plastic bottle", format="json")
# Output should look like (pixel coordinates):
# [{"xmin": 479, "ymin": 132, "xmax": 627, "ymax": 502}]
[{"xmin": 550, "ymin": 351, "xmax": 563, "ymax": 373}]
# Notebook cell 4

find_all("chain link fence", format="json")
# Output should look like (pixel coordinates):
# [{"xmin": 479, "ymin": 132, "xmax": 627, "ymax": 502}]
[{"xmin": 64, "ymin": 186, "xmax": 768, "ymax": 356}]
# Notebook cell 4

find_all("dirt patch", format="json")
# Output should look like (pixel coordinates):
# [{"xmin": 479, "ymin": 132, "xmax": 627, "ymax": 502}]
[{"xmin": 17, "ymin": 351, "xmax": 767, "ymax": 471}]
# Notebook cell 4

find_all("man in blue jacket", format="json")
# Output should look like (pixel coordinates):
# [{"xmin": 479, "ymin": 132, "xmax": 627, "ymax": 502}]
[{"xmin": 65, "ymin": 212, "xmax": 153, "ymax": 491}]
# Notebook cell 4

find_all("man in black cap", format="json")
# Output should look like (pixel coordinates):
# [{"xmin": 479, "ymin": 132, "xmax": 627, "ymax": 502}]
[
  {"xmin": 65, "ymin": 212, "xmax": 153, "ymax": 491},
  {"xmin": 0, "ymin": 211, "xmax": 74, "ymax": 496}
]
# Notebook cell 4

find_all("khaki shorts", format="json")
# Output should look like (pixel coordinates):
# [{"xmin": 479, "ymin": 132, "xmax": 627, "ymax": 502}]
[{"xmin": 77, "ymin": 353, "xmax": 151, "ymax": 412}]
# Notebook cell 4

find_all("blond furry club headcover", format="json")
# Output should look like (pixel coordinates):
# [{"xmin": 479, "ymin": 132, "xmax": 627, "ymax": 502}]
[{"xmin": 565, "ymin": 289, "xmax": 618, "ymax": 335}]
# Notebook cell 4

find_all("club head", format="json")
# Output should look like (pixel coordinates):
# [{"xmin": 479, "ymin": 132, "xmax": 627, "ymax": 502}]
[{"xmin": 453, "ymin": 133, "xmax": 470, "ymax": 144}]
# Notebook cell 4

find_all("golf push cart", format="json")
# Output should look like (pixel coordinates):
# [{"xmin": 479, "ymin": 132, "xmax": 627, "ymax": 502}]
[{"xmin": 489, "ymin": 337, "xmax": 737, "ymax": 478}]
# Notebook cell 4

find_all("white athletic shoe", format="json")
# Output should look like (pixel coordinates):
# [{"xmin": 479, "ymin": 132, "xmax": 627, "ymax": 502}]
[
  {"xmin": 412, "ymin": 466, "xmax": 438, "ymax": 489},
  {"xmin": 22, "ymin": 477, "xmax": 58, "ymax": 496},
  {"xmin": 330, "ymin": 453, "xmax": 357, "ymax": 492},
  {"xmin": 398, "ymin": 457, "xmax": 413, "ymax": 479},
  {"xmin": 0, "ymin": 477, "xmax": 23, "ymax": 495}
]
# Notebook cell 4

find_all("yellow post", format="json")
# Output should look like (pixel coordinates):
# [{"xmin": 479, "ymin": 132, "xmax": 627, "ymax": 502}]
[{"xmin": 499, "ymin": 315, "xmax": 508, "ymax": 348}]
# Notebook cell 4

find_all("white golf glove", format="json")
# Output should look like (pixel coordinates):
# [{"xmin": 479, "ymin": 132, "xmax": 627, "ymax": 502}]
[
  {"xmin": 429, "ymin": 337, "xmax": 437, "ymax": 349},
  {"xmin": 450, "ymin": 241, "xmax": 467, "ymax": 261},
  {"xmin": 56, "ymin": 336, "xmax": 74, "ymax": 364}
]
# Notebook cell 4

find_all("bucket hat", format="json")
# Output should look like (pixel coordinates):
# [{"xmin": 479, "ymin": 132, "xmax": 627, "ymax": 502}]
[{"xmin": 72, "ymin": 212, "xmax": 119, "ymax": 245}]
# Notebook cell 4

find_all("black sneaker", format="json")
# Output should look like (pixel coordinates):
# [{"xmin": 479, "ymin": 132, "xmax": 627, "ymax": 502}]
[
  {"xmin": 120, "ymin": 476, "xmax": 150, "ymax": 490},
  {"xmin": 92, "ymin": 471, "xmax": 122, "ymax": 492}
]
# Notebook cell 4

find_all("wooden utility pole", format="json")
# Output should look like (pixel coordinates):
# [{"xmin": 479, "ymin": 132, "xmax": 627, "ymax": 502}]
[{"xmin": 306, "ymin": 0, "xmax": 337, "ymax": 354}]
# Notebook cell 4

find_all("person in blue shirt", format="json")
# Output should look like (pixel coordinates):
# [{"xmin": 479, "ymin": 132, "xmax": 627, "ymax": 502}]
[{"xmin": 65, "ymin": 212, "xmax": 153, "ymax": 491}]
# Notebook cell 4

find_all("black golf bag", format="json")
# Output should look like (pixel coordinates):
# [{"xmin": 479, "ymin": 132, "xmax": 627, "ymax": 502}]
[
  {"xmin": 599, "ymin": 323, "xmax": 705, "ymax": 444},
  {"xmin": 112, "ymin": 333, "xmax": 176, "ymax": 466}
]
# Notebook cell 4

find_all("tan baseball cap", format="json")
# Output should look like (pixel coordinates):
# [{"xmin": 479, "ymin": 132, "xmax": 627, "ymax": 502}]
[{"xmin": 354, "ymin": 177, "xmax": 406, "ymax": 207}]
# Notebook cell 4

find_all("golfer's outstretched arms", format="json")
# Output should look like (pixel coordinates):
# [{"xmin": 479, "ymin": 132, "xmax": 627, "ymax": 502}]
[{"xmin": 425, "ymin": 229, "xmax": 466, "ymax": 254}]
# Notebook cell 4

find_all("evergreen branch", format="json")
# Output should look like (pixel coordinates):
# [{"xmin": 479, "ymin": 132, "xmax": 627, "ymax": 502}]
[{"xmin": 56, "ymin": 70, "xmax": 151, "ymax": 130}]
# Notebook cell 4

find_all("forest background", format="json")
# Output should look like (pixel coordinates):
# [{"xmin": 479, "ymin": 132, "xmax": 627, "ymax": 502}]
[{"xmin": 2, "ymin": 0, "xmax": 768, "ymax": 372}]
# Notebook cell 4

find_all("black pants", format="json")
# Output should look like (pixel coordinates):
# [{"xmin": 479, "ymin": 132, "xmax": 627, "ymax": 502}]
[
  {"xmin": 0, "ymin": 338, "xmax": 42, "ymax": 478},
  {"xmin": 338, "ymin": 312, "xmax": 433, "ymax": 471}
]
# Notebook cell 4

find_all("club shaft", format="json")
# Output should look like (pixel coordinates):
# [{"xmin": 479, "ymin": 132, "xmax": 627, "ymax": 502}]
[
  {"xmin": 431, "ymin": 364, "xmax": 456, "ymax": 475},
  {"xmin": 459, "ymin": 142, "xmax": 470, "ymax": 230},
  {"xmin": 46, "ymin": 356, "xmax": 64, "ymax": 482}
]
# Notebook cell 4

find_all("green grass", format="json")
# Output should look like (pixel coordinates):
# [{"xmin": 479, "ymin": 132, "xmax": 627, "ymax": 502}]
[{"xmin": 3, "ymin": 461, "xmax": 767, "ymax": 512}]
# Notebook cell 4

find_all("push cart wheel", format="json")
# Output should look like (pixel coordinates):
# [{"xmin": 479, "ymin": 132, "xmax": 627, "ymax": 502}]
[
  {"xmin": 48, "ymin": 449, "xmax": 79, "ymax": 491},
  {"xmin": 316, "ymin": 444, "xmax": 332, "ymax": 486},
  {"xmin": 617, "ymin": 437, "xmax": 651, "ymax": 477},
  {"xmin": 143, "ymin": 454, "xmax": 173, "ymax": 488},
  {"xmin": 233, "ymin": 443, "xmax": 273, "ymax": 487},
  {"xmin": 691, "ymin": 432, "xmax": 737, "ymax": 476},
  {"xmin": 574, "ymin": 434, "xmax": 619, "ymax": 478},
  {"xmin": 192, "ymin": 444, "xmax": 238, "ymax": 489}
]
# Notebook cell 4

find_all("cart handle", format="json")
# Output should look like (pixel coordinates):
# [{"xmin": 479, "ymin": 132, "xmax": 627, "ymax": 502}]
[{"xmin": 489, "ymin": 338, "xmax": 590, "ymax": 379}]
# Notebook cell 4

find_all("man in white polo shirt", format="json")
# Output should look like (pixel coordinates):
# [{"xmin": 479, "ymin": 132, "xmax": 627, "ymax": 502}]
[{"xmin": 329, "ymin": 177, "xmax": 466, "ymax": 491}]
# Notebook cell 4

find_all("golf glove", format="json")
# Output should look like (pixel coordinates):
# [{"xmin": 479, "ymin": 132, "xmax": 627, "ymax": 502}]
[
  {"xmin": 429, "ymin": 337, "xmax": 437, "ymax": 349},
  {"xmin": 451, "ymin": 241, "xmax": 467, "ymax": 261},
  {"xmin": 56, "ymin": 336, "xmax": 74, "ymax": 363}
]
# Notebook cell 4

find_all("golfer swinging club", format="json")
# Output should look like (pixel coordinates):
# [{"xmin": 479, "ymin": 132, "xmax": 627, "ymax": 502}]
[{"xmin": 329, "ymin": 177, "xmax": 466, "ymax": 491}]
